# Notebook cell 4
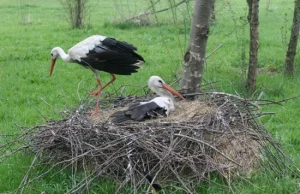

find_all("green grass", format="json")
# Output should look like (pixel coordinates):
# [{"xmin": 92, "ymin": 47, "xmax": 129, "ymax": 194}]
[{"xmin": 1, "ymin": 0, "xmax": 300, "ymax": 193}]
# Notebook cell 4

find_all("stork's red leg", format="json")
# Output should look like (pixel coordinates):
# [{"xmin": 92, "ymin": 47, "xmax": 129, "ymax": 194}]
[
  {"xmin": 89, "ymin": 74, "xmax": 116, "ymax": 96},
  {"xmin": 90, "ymin": 78, "xmax": 102, "ymax": 115},
  {"xmin": 90, "ymin": 74, "xmax": 116, "ymax": 115},
  {"xmin": 102, "ymin": 74, "xmax": 116, "ymax": 90},
  {"xmin": 89, "ymin": 90, "xmax": 100, "ymax": 96},
  {"xmin": 89, "ymin": 70, "xmax": 102, "ymax": 96},
  {"xmin": 89, "ymin": 79, "xmax": 101, "ymax": 96}
]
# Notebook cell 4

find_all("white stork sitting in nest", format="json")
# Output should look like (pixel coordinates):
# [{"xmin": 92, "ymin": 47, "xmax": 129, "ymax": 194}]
[{"xmin": 111, "ymin": 76, "xmax": 185, "ymax": 123}]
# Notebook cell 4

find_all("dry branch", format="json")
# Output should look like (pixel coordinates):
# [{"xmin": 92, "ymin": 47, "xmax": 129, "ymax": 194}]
[{"xmin": 125, "ymin": 0, "xmax": 192, "ymax": 23}]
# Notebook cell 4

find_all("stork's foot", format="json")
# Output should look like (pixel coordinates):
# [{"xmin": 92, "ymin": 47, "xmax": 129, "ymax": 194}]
[
  {"xmin": 90, "ymin": 109, "xmax": 99, "ymax": 115},
  {"xmin": 88, "ymin": 90, "xmax": 100, "ymax": 96}
]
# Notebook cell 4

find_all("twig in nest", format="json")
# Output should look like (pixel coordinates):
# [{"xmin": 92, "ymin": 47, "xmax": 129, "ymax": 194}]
[
  {"xmin": 174, "ymin": 133, "xmax": 242, "ymax": 167},
  {"xmin": 257, "ymin": 94, "xmax": 300, "ymax": 106}
]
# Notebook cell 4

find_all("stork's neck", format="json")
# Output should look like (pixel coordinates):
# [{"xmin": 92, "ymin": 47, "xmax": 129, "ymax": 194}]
[
  {"xmin": 153, "ymin": 88, "xmax": 174, "ymax": 100},
  {"xmin": 55, "ymin": 47, "xmax": 71, "ymax": 62}
]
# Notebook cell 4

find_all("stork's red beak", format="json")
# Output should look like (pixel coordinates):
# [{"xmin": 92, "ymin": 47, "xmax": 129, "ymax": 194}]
[
  {"xmin": 50, "ymin": 58, "xmax": 56, "ymax": 76},
  {"xmin": 162, "ymin": 84, "xmax": 185, "ymax": 100}
]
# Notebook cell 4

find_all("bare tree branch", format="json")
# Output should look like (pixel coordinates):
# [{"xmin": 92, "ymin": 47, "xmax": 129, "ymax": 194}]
[{"xmin": 125, "ymin": 0, "xmax": 192, "ymax": 22}]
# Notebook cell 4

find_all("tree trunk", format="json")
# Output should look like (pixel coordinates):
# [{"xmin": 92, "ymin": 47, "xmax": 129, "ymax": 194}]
[
  {"xmin": 285, "ymin": 0, "xmax": 300, "ymax": 75},
  {"xmin": 60, "ymin": 0, "xmax": 88, "ymax": 29},
  {"xmin": 246, "ymin": 0, "xmax": 259, "ymax": 91},
  {"xmin": 75, "ymin": 0, "xmax": 83, "ymax": 28},
  {"xmin": 181, "ymin": 0, "xmax": 215, "ymax": 97}
]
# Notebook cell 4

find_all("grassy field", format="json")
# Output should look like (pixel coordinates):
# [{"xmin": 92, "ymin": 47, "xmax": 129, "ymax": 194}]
[{"xmin": 0, "ymin": 0, "xmax": 300, "ymax": 193}]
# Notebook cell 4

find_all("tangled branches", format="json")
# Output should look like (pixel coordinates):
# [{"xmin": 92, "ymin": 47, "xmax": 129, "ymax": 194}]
[{"xmin": 1, "ymin": 92, "xmax": 299, "ymax": 193}]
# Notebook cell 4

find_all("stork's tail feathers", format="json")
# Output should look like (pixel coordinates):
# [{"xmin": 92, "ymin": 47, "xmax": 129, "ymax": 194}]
[
  {"xmin": 110, "ymin": 111, "xmax": 131, "ymax": 123},
  {"xmin": 135, "ymin": 60, "xmax": 144, "ymax": 67},
  {"xmin": 145, "ymin": 174, "xmax": 162, "ymax": 192}
]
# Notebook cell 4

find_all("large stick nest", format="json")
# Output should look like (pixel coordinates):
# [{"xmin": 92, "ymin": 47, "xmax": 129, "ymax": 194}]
[{"xmin": 2, "ymin": 92, "xmax": 299, "ymax": 193}]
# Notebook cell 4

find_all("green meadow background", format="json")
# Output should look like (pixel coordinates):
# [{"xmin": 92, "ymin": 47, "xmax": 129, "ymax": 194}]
[{"xmin": 0, "ymin": 0, "xmax": 299, "ymax": 193}]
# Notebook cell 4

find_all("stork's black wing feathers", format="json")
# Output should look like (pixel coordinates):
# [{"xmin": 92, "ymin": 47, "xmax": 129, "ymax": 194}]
[
  {"xmin": 111, "ymin": 102, "xmax": 167, "ymax": 123},
  {"xmin": 125, "ymin": 102, "xmax": 160, "ymax": 121},
  {"xmin": 78, "ymin": 37, "xmax": 144, "ymax": 75},
  {"xmin": 109, "ymin": 111, "xmax": 132, "ymax": 123},
  {"xmin": 102, "ymin": 38, "xmax": 137, "ymax": 51}
]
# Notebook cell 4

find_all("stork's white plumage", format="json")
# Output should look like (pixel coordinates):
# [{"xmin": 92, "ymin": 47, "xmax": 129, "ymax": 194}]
[
  {"xmin": 49, "ymin": 35, "xmax": 144, "ymax": 114},
  {"xmin": 111, "ymin": 76, "xmax": 184, "ymax": 123},
  {"xmin": 68, "ymin": 35, "xmax": 107, "ymax": 61}
]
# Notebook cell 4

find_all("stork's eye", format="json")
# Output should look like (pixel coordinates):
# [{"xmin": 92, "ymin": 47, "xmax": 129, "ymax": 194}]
[
  {"xmin": 158, "ymin": 80, "xmax": 163, "ymax": 84},
  {"xmin": 51, "ymin": 53, "xmax": 53, "ymax": 56}
]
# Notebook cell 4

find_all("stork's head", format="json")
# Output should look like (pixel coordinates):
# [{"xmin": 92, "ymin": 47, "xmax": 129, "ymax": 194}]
[
  {"xmin": 148, "ymin": 76, "xmax": 185, "ymax": 100},
  {"xmin": 49, "ymin": 47, "xmax": 60, "ymax": 76}
]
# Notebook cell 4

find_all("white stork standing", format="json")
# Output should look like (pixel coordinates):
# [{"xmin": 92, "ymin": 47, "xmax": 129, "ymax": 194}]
[
  {"xmin": 49, "ymin": 35, "xmax": 144, "ymax": 114},
  {"xmin": 111, "ymin": 76, "xmax": 185, "ymax": 123}
]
